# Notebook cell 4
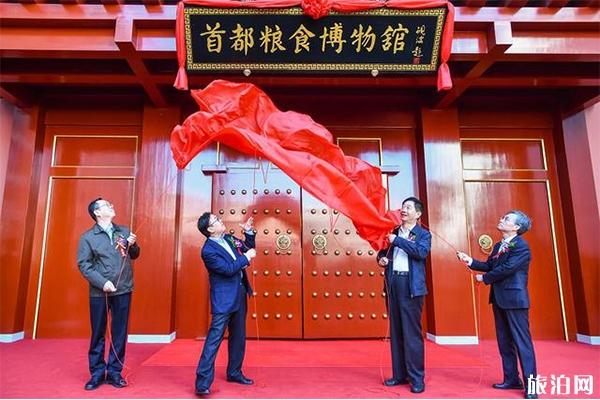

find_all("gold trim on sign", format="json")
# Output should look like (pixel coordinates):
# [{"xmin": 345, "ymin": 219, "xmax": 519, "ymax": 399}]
[
  {"xmin": 32, "ymin": 176, "xmax": 137, "ymax": 339},
  {"xmin": 459, "ymin": 138, "xmax": 548, "ymax": 172},
  {"xmin": 463, "ymin": 177, "xmax": 568, "ymax": 341},
  {"xmin": 51, "ymin": 135, "xmax": 139, "ymax": 168}
]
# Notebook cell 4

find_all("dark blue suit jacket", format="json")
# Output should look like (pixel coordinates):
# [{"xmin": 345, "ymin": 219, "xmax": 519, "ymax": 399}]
[
  {"xmin": 470, "ymin": 235, "xmax": 531, "ymax": 309},
  {"xmin": 377, "ymin": 224, "xmax": 432, "ymax": 297},
  {"xmin": 201, "ymin": 233, "xmax": 255, "ymax": 315}
]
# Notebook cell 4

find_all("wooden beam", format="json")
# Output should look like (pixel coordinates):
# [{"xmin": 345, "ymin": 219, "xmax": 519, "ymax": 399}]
[
  {"xmin": 470, "ymin": 77, "xmax": 600, "ymax": 87},
  {"xmin": 503, "ymin": 0, "xmax": 529, "ymax": 6},
  {"xmin": 561, "ymin": 91, "xmax": 600, "ymax": 118},
  {"xmin": 435, "ymin": 21, "xmax": 513, "ymax": 108},
  {"xmin": 114, "ymin": 16, "xmax": 167, "ymax": 107},
  {"xmin": 3, "ymin": 73, "xmax": 597, "ymax": 88},
  {"xmin": 463, "ymin": 0, "xmax": 487, "ymax": 7},
  {"xmin": 0, "ymin": 73, "xmax": 140, "ymax": 84},
  {"xmin": 539, "ymin": 0, "xmax": 571, "ymax": 6},
  {"xmin": 0, "ymin": 84, "xmax": 34, "ymax": 108},
  {"xmin": 2, "ymin": 4, "xmax": 598, "ymax": 26}
]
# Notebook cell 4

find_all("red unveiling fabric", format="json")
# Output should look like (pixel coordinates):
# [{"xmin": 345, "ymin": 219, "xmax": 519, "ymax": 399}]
[
  {"xmin": 171, "ymin": 80, "xmax": 404, "ymax": 250},
  {"xmin": 173, "ymin": 0, "xmax": 454, "ymax": 92}
]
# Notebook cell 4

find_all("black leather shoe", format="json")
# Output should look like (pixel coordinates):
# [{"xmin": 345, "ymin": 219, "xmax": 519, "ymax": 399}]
[
  {"xmin": 195, "ymin": 388, "xmax": 210, "ymax": 396},
  {"xmin": 84, "ymin": 377, "xmax": 104, "ymax": 391},
  {"xmin": 226, "ymin": 375, "xmax": 254, "ymax": 385},
  {"xmin": 410, "ymin": 384, "xmax": 425, "ymax": 393},
  {"xmin": 383, "ymin": 378, "xmax": 409, "ymax": 386},
  {"xmin": 524, "ymin": 392, "xmax": 538, "ymax": 399},
  {"xmin": 106, "ymin": 374, "xmax": 128, "ymax": 388},
  {"xmin": 493, "ymin": 381, "xmax": 524, "ymax": 390}
]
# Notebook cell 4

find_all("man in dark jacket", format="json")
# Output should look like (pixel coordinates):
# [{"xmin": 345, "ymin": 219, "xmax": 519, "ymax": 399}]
[
  {"xmin": 194, "ymin": 212, "xmax": 256, "ymax": 396},
  {"xmin": 457, "ymin": 210, "xmax": 537, "ymax": 399},
  {"xmin": 377, "ymin": 197, "xmax": 431, "ymax": 394},
  {"xmin": 77, "ymin": 198, "xmax": 140, "ymax": 391}
]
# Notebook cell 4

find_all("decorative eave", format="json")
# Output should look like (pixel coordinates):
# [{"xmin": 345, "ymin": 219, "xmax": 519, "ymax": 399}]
[{"xmin": 1, "ymin": 3, "xmax": 599, "ymax": 109}]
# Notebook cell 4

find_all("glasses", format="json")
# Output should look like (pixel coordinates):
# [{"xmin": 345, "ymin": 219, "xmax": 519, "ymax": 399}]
[
  {"xmin": 208, "ymin": 216, "xmax": 222, "ymax": 227},
  {"xmin": 500, "ymin": 215, "xmax": 515, "ymax": 223},
  {"xmin": 95, "ymin": 201, "xmax": 113, "ymax": 210}
]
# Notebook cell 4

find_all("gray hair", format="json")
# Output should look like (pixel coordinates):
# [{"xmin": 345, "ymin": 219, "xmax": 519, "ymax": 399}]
[{"xmin": 508, "ymin": 210, "xmax": 531, "ymax": 235}]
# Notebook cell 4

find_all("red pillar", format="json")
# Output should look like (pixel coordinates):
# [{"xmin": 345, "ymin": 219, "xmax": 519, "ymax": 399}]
[
  {"xmin": 0, "ymin": 104, "xmax": 41, "ymax": 341},
  {"xmin": 560, "ymin": 104, "xmax": 600, "ymax": 344},
  {"xmin": 128, "ymin": 105, "xmax": 181, "ymax": 342},
  {"xmin": 419, "ymin": 107, "xmax": 477, "ymax": 343}
]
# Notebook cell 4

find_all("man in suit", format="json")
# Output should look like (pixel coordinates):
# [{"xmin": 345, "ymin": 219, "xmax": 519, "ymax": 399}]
[
  {"xmin": 77, "ymin": 198, "xmax": 140, "ymax": 390},
  {"xmin": 194, "ymin": 212, "xmax": 257, "ymax": 396},
  {"xmin": 377, "ymin": 197, "xmax": 431, "ymax": 394},
  {"xmin": 457, "ymin": 210, "xmax": 538, "ymax": 399}
]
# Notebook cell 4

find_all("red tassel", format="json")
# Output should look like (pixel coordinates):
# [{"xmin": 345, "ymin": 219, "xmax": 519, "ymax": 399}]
[
  {"xmin": 174, "ymin": 67, "xmax": 189, "ymax": 91},
  {"xmin": 437, "ymin": 62, "xmax": 452, "ymax": 91}
]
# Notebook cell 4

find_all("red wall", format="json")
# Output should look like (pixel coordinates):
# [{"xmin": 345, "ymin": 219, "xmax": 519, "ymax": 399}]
[{"xmin": 0, "ymin": 100, "xmax": 594, "ymax": 342}]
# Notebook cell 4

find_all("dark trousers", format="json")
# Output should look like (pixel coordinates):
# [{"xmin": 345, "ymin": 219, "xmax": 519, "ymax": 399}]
[
  {"xmin": 387, "ymin": 274, "xmax": 425, "ymax": 385},
  {"xmin": 88, "ymin": 292, "xmax": 131, "ymax": 379},
  {"xmin": 195, "ymin": 289, "xmax": 247, "ymax": 391},
  {"xmin": 492, "ymin": 304, "xmax": 537, "ymax": 387}
]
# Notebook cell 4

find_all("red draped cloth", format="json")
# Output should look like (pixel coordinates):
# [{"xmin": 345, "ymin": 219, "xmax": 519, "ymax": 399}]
[
  {"xmin": 173, "ymin": 0, "xmax": 454, "ymax": 91},
  {"xmin": 172, "ymin": 80, "xmax": 405, "ymax": 250}
]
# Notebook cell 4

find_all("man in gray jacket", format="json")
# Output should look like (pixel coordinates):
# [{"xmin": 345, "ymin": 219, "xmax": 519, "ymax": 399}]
[{"xmin": 77, "ymin": 198, "xmax": 140, "ymax": 390}]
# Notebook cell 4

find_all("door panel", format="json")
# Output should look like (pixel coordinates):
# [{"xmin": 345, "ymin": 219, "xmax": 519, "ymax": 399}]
[
  {"xmin": 36, "ymin": 177, "xmax": 134, "ymax": 337},
  {"xmin": 302, "ymin": 130, "xmax": 417, "ymax": 338},
  {"xmin": 302, "ymin": 190, "xmax": 388, "ymax": 338},
  {"xmin": 212, "ymin": 167, "xmax": 303, "ymax": 338},
  {"xmin": 32, "ymin": 123, "xmax": 139, "ymax": 339},
  {"xmin": 464, "ymin": 181, "xmax": 564, "ymax": 339},
  {"xmin": 212, "ymin": 126, "xmax": 417, "ymax": 338}
]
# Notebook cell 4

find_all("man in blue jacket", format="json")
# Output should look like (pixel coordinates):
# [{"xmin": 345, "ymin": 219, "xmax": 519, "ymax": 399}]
[
  {"xmin": 377, "ymin": 197, "xmax": 431, "ymax": 394},
  {"xmin": 457, "ymin": 210, "xmax": 537, "ymax": 399},
  {"xmin": 194, "ymin": 212, "xmax": 257, "ymax": 396}
]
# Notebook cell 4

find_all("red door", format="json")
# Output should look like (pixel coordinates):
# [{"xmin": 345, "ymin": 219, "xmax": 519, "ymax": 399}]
[
  {"xmin": 33, "ymin": 125, "xmax": 138, "ymax": 338},
  {"xmin": 461, "ymin": 132, "xmax": 568, "ymax": 339}
]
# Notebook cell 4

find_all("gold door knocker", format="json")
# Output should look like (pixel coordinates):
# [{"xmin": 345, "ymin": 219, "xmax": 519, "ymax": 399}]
[
  {"xmin": 276, "ymin": 234, "xmax": 291, "ymax": 251},
  {"xmin": 478, "ymin": 234, "xmax": 493, "ymax": 255},
  {"xmin": 312, "ymin": 234, "xmax": 327, "ymax": 253}
]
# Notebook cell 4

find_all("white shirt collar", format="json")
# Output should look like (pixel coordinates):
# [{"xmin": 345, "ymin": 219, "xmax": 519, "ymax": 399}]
[{"xmin": 97, "ymin": 221, "xmax": 113, "ymax": 231}]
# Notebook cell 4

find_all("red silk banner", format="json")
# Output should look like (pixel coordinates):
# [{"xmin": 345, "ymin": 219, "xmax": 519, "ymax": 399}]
[
  {"xmin": 171, "ymin": 80, "xmax": 404, "ymax": 250},
  {"xmin": 173, "ymin": 0, "xmax": 454, "ymax": 92}
]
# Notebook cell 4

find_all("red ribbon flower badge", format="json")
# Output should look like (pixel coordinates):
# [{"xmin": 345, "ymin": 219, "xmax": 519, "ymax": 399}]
[
  {"xmin": 492, "ymin": 241, "xmax": 516, "ymax": 259},
  {"xmin": 113, "ymin": 233, "xmax": 128, "ymax": 258},
  {"xmin": 228, "ymin": 236, "xmax": 244, "ymax": 255}
]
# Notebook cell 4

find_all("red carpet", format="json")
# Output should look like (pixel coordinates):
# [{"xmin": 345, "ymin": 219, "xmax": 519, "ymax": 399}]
[{"xmin": 1, "ymin": 339, "xmax": 598, "ymax": 398}]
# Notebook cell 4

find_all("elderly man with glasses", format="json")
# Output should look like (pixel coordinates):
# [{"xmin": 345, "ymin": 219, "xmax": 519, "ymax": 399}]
[
  {"xmin": 194, "ymin": 212, "xmax": 257, "ymax": 396},
  {"xmin": 77, "ymin": 197, "xmax": 140, "ymax": 391},
  {"xmin": 457, "ymin": 210, "xmax": 538, "ymax": 399}
]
